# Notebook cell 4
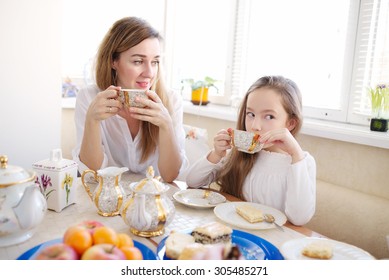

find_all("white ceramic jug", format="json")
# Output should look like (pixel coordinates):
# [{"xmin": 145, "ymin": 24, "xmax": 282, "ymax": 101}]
[{"xmin": 81, "ymin": 166, "xmax": 128, "ymax": 216}]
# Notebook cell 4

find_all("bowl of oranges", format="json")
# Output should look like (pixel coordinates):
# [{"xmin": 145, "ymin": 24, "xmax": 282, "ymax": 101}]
[{"xmin": 17, "ymin": 220, "xmax": 156, "ymax": 260}]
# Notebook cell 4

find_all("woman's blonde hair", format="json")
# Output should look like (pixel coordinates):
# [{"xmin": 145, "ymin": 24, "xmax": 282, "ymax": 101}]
[
  {"xmin": 95, "ymin": 17, "xmax": 172, "ymax": 162},
  {"xmin": 216, "ymin": 75, "xmax": 303, "ymax": 200}
]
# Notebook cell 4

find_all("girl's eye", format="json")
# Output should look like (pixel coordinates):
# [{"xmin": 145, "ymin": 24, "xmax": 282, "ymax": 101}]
[
  {"xmin": 133, "ymin": 60, "xmax": 142, "ymax": 65},
  {"xmin": 246, "ymin": 112, "xmax": 255, "ymax": 118},
  {"xmin": 265, "ymin": 114, "xmax": 275, "ymax": 120},
  {"xmin": 151, "ymin": 60, "xmax": 160, "ymax": 66}
]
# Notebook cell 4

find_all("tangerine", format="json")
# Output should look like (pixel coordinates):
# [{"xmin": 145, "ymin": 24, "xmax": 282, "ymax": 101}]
[
  {"xmin": 63, "ymin": 225, "xmax": 93, "ymax": 255},
  {"xmin": 117, "ymin": 233, "xmax": 134, "ymax": 248},
  {"xmin": 92, "ymin": 226, "xmax": 119, "ymax": 246},
  {"xmin": 120, "ymin": 246, "xmax": 143, "ymax": 260}
]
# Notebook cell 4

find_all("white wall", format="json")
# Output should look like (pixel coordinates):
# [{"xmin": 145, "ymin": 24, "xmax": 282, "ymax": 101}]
[{"xmin": 0, "ymin": 0, "xmax": 62, "ymax": 169}]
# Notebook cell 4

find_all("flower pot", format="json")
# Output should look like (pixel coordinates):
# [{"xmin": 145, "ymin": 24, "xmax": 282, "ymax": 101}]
[
  {"xmin": 191, "ymin": 87, "xmax": 209, "ymax": 105},
  {"xmin": 370, "ymin": 118, "xmax": 388, "ymax": 132}
]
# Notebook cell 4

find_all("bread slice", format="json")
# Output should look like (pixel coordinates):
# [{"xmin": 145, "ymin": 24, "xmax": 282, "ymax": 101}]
[
  {"xmin": 165, "ymin": 231, "xmax": 195, "ymax": 259},
  {"xmin": 301, "ymin": 242, "xmax": 333, "ymax": 259},
  {"xmin": 191, "ymin": 222, "xmax": 232, "ymax": 244},
  {"xmin": 236, "ymin": 204, "xmax": 264, "ymax": 223}
]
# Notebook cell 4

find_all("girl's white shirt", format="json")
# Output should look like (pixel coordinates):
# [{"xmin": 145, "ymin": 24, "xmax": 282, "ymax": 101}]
[
  {"xmin": 186, "ymin": 149, "xmax": 316, "ymax": 226},
  {"xmin": 72, "ymin": 84, "xmax": 188, "ymax": 177}
]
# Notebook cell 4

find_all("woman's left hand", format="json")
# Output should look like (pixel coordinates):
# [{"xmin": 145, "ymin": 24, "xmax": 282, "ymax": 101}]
[
  {"xmin": 128, "ymin": 90, "xmax": 172, "ymax": 129},
  {"xmin": 260, "ymin": 128, "xmax": 304, "ymax": 163}
]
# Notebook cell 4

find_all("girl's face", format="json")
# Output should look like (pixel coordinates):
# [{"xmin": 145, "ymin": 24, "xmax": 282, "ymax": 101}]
[
  {"xmin": 112, "ymin": 38, "xmax": 160, "ymax": 90},
  {"xmin": 245, "ymin": 87, "xmax": 295, "ymax": 134}
]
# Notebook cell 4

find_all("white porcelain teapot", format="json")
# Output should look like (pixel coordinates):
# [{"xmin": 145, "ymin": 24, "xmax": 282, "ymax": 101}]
[
  {"xmin": 121, "ymin": 166, "xmax": 175, "ymax": 237},
  {"xmin": 81, "ymin": 166, "xmax": 129, "ymax": 217},
  {"xmin": 0, "ymin": 155, "xmax": 47, "ymax": 247}
]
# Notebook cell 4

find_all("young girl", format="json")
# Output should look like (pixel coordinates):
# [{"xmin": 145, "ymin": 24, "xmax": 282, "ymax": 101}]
[{"xmin": 186, "ymin": 75, "xmax": 316, "ymax": 225}]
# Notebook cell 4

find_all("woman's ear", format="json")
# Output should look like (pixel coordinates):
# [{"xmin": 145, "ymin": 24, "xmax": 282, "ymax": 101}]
[{"xmin": 111, "ymin": 60, "xmax": 117, "ymax": 70}]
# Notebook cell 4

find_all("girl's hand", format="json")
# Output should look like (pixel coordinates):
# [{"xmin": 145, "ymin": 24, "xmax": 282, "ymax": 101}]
[
  {"xmin": 260, "ymin": 128, "xmax": 304, "ymax": 163},
  {"xmin": 208, "ymin": 129, "xmax": 231, "ymax": 163},
  {"xmin": 128, "ymin": 90, "xmax": 172, "ymax": 129},
  {"xmin": 86, "ymin": 85, "xmax": 123, "ymax": 122}
]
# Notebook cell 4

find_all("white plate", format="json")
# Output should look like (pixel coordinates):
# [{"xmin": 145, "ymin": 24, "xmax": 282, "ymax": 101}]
[
  {"xmin": 280, "ymin": 237, "xmax": 375, "ymax": 260},
  {"xmin": 173, "ymin": 189, "xmax": 226, "ymax": 209},
  {"xmin": 213, "ymin": 202, "xmax": 287, "ymax": 230}
]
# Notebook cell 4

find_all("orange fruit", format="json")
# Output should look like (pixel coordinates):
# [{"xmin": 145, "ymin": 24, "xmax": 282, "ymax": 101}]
[
  {"xmin": 92, "ymin": 226, "xmax": 119, "ymax": 246},
  {"xmin": 63, "ymin": 225, "xmax": 93, "ymax": 255},
  {"xmin": 120, "ymin": 246, "xmax": 143, "ymax": 260},
  {"xmin": 117, "ymin": 233, "xmax": 134, "ymax": 248}
]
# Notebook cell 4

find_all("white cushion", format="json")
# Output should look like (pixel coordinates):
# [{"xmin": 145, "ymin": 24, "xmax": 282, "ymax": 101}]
[{"xmin": 177, "ymin": 124, "xmax": 210, "ymax": 181}]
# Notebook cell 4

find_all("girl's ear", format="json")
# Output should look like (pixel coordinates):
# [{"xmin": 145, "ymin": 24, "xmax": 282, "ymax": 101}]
[{"xmin": 286, "ymin": 118, "xmax": 297, "ymax": 131}]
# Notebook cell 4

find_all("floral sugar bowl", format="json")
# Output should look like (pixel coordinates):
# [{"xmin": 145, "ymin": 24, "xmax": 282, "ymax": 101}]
[
  {"xmin": 32, "ymin": 149, "xmax": 78, "ymax": 212},
  {"xmin": 121, "ymin": 166, "xmax": 175, "ymax": 237},
  {"xmin": 0, "ymin": 155, "xmax": 47, "ymax": 247}
]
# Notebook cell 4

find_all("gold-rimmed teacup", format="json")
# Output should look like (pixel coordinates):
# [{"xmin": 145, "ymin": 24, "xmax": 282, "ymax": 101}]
[
  {"xmin": 228, "ymin": 128, "xmax": 263, "ymax": 154},
  {"xmin": 118, "ymin": 89, "xmax": 148, "ymax": 108}
]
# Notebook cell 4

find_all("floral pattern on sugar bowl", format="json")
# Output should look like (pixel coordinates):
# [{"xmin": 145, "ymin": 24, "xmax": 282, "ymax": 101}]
[{"xmin": 32, "ymin": 149, "xmax": 78, "ymax": 213}]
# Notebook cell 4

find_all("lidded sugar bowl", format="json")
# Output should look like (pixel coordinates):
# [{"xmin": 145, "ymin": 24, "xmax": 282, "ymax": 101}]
[
  {"xmin": 0, "ymin": 155, "xmax": 47, "ymax": 247},
  {"xmin": 121, "ymin": 166, "xmax": 175, "ymax": 237}
]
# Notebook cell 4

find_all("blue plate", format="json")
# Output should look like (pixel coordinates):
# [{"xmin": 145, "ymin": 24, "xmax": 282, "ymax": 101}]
[
  {"xmin": 157, "ymin": 229, "xmax": 284, "ymax": 260},
  {"xmin": 17, "ymin": 238, "xmax": 157, "ymax": 260}
]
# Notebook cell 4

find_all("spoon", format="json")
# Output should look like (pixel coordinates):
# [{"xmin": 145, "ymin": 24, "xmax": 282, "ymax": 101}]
[{"xmin": 264, "ymin": 214, "xmax": 284, "ymax": 231}]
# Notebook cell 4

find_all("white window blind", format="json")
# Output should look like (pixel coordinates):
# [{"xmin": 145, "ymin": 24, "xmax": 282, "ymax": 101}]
[
  {"xmin": 169, "ymin": 0, "xmax": 389, "ymax": 127},
  {"xmin": 348, "ymin": 0, "xmax": 389, "ymax": 124}
]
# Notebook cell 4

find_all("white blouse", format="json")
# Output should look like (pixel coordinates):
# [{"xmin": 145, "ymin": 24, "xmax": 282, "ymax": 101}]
[
  {"xmin": 186, "ymin": 150, "xmax": 316, "ymax": 226},
  {"xmin": 72, "ymin": 84, "xmax": 188, "ymax": 177}
]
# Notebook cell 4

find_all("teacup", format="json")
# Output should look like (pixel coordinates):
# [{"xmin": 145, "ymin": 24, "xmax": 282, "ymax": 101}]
[
  {"xmin": 118, "ymin": 89, "xmax": 148, "ymax": 108},
  {"xmin": 228, "ymin": 128, "xmax": 263, "ymax": 154}
]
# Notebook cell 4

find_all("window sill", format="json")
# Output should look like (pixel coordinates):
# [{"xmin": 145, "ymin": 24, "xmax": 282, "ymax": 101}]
[{"xmin": 183, "ymin": 101, "xmax": 389, "ymax": 149}]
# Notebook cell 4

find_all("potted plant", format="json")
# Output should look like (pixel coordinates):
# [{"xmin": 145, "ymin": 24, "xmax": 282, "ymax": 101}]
[
  {"xmin": 183, "ymin": 76, "xmax": 218, "ymax": 105},
  {"xmin": 368, "ymin": 84, "xmax": 389, "ymax": 132}
]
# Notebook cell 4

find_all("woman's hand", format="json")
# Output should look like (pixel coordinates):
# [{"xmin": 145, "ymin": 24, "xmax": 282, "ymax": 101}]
[
  {"xmin": 86, "ymin": 85, "xmax": 123, "ymax": 122},
  {"xmin": 260, "ymin": 128, "xmax": 304, "ymax": 163},
  {"xmin": 207, "ymin": 129, "xmax": 231, "ymax": 164},
  {"xmin": 127, "ymin": 90, "xmax": 172, "ymax": 129}
]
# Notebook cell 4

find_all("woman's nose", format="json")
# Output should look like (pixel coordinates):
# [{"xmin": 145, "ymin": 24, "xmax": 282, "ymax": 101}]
[{"xmin": 141, "ymin": 63, "xmax": 154, "ymax": 78}]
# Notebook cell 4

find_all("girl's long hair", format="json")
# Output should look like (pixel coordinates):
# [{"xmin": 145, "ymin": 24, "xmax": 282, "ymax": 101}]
[
  {"xmin": 216, "ymin": 75, "xmax": 303, "ymax": 200},
  {"xmin": 95, "ymin": 17, "xmax": 172, "ymax": 162}
]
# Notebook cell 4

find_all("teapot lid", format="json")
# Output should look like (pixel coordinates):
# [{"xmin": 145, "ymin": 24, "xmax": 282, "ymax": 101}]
[
  {"xmin": 0, "ymin": 155, "xmax": 36, "ymax": 188},
  {"xmin": 131, "ymin": 166, "xmax": 169, "ymax": 194},
  {"xmin": 97, "ymin": 166, "xmax": 129, "ymax": 177},
  {"xmin": 32, "ymin": 149, "xmax": 78, "ymax": 172}
]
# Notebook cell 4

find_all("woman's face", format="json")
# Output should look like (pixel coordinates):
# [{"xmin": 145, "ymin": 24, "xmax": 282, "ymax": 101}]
[
  {"xmin": 112, "ymin": 38, "xmax": 160, "ymax": 90},
  {"xmin": 245, "ymin": 87, "xmax": 294, "ymax": 134}
]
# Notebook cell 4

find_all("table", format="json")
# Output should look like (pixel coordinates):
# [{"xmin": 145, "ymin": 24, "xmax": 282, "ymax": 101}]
[{"xmin": 0, "ymin": 173, "xmax": 322, "ymax": 260}]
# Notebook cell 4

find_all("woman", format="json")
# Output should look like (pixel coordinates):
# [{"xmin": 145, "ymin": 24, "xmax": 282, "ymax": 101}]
[
  {"xmin": 186, "ymin": 76, "xmax": 316, "ymax": 225},
  {"xmin": 73, "ymin": 17, "xmax": 187, "ymax": 182}
]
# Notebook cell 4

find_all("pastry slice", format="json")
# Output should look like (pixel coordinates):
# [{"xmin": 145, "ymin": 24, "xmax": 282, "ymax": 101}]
[
  {"xmin": 301, "ymin": 241, "xmax": 333, "ymax": 259},
  {"xmin": 191, "ymin": 221, "xmax": 232, "ymax": 244},
  {"xmin": 236, "ymin": 204, "xmax": 264, "ymax": 223},
  {"xmin": 165, "ymin": 231, "xmax": 195, "ymax": 259}
]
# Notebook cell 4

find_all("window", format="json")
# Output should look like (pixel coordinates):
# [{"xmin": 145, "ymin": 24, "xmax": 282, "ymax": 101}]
[
  {"xmin": 61, "ymin": 0, "xmax": 165, "ymax": 81},
  {"xmin": 168, "ymin": 0, "xmax": 389, "ymax": 126}
]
